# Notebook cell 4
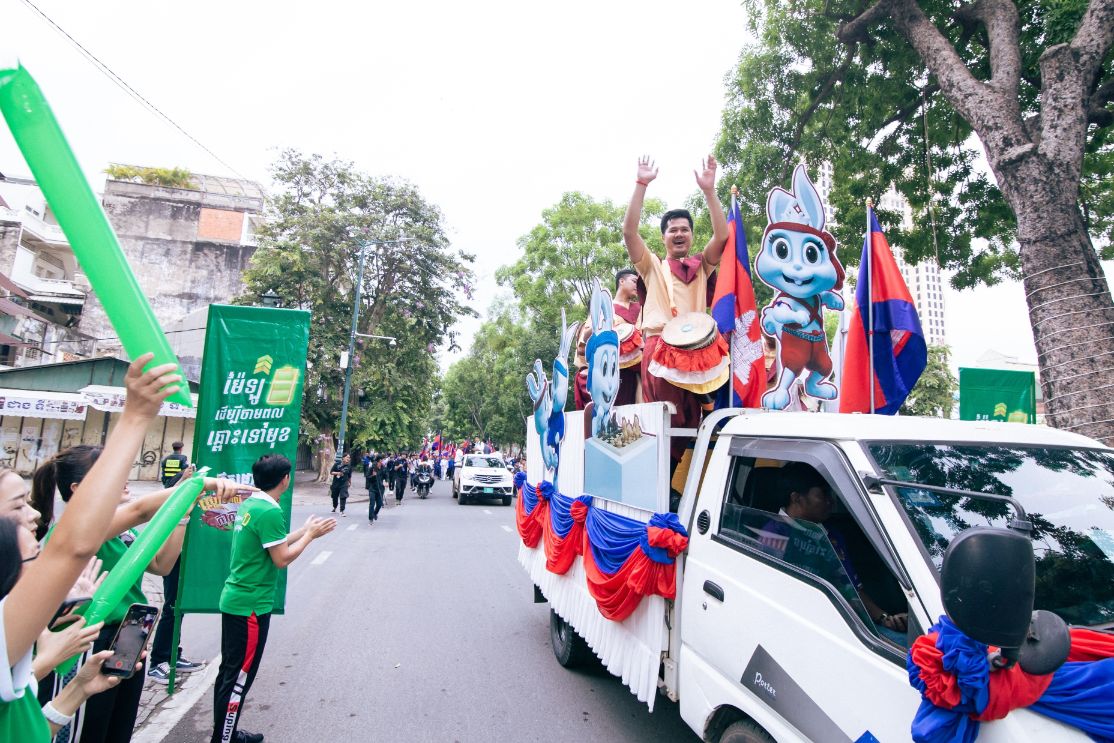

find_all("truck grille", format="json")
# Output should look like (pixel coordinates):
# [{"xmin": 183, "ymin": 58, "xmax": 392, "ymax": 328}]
[{"xmin": 471, "ymin": 473, "xmax": 506, "ymax": 484}]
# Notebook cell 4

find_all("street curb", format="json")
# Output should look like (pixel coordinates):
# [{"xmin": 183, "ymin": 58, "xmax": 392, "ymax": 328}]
[{"xmin": 132, "ymin": 655, "xmax": 221, "ymax": 743}]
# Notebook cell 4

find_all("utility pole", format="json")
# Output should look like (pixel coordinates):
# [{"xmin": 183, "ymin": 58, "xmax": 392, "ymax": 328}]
[{"xmin": 335, "ymin": 238, "xmax": 406, "ymax": 461}]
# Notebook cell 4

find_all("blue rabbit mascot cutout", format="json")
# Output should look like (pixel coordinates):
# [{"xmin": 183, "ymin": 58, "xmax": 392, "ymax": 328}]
[
  {"xmin": 754, "ymin": 165, "xmax": 846, "ymax": 410},
  {"xmin": 526, "ymin": 310, "xmax": 581, "ymax": 486},
  {"xmin": 584, "ymin": 280, "xmax": 620, "ymax": 439}
]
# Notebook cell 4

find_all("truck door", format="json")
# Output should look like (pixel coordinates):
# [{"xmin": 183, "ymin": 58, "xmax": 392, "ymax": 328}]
[{"xmin": 679, "ymin": 438, "xmax": 921, "ymax": 742}]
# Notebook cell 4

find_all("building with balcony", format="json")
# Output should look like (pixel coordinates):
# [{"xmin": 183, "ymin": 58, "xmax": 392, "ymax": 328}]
[{"xmin": 0, "ymin": 167, "xmax": 264, "ymax": 372}]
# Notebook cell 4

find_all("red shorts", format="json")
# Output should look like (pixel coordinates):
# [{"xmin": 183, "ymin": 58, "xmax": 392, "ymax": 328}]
[{"xmin": 779, "ymin": 331, "xmax": 832, "ymax": 377}]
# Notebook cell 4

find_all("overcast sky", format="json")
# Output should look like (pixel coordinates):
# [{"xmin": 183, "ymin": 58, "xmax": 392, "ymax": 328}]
[{"xmin": 0, "ymin": 0, "xmax": 1060, "ymax": 374}]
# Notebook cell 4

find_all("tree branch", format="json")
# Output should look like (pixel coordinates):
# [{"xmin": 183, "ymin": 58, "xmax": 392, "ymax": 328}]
[
  {"xmin": 954, "ymin": 0, "xmax": 1022, "ymax": 97},
  {"xmin": 880, "ymin": 83, "xmax": 940, "ymax": 130},
  {"xmin": 1089, "ymin": 77, "xmax": 1114, "ymax": 126},
  {"xmin": 779, "ymin": 45, "xmax": 857, "ymax": 182},
  {"xmin": 1070, "ymin": 0, "xmax": 1114, "ymax": 83},
  {"xmin": 886, "ymin": 0, "xmax": 1004, "ymax": 134},
  {"xmin": 837, "ymin": 0, "xmax": 895, "ymax": 44}
]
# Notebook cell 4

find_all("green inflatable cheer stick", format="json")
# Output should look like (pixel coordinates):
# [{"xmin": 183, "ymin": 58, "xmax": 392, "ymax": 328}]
[
  {"xmin": 55, "ymin": 467, "xmax": 211, "ymax": 675},
  {"xmin": 0, "ymin": 64, "xmax": 192, "ymax": 407}
]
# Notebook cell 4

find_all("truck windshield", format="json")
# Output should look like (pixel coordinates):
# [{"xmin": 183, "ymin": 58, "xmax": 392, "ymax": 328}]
[{"xmin": 867, "ymin": 442, "xmax": 1114, "ymax": 628}]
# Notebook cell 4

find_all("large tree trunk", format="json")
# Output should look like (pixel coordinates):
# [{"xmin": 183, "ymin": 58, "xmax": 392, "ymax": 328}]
[
  {"xmin": 315, "ymin": 431, "xmax": 336, "ymax": 483},
  {"xmin": 1004, "ymin": 179, "xmax": 1114, "ymax": 443}
]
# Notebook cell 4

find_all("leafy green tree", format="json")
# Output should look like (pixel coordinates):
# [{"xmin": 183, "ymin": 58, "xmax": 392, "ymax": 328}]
[
  {"xmin": 716, "ymin": 0, "xmax": 1114, "ymax": 442},
  {"xmin": 900, "ymin": 345, "xmax": 958, "ymax": 417},
  {"xmin": 496, "ymin": 192, "xmax": 667, "ymax": 326},
  {"xmin": 238, "ymin": 150, "xmax": 474, "ymax": 473},
  {"xmin": 440, "ymin": 301, "xmax": 563, "ymax": 448}
]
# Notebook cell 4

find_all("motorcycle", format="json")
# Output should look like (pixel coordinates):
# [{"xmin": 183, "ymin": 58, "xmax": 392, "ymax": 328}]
[{"xmin": 416, "ymin": 467, "xmax": 434, "ymax": 499}]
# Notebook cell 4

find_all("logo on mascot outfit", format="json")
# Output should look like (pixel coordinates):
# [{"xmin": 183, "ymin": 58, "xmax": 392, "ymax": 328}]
[{"xmin": 754, "ymin": 165, "xmax": 845, "ymax": 410}]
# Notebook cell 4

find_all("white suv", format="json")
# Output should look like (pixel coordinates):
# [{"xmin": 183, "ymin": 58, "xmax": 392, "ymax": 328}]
[{"xmin": 453, "ymin": 454, "xmax": 514, "ymax": 506}]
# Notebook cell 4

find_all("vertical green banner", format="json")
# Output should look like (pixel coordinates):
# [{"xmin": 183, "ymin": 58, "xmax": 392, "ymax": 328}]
[
  {"xmin": 959, "ymin": 367, "xmax": 1037, "ymax": 424},
  {"xmin": 178, "ymin": 304, "xmax": 311, "ymax": 614}
]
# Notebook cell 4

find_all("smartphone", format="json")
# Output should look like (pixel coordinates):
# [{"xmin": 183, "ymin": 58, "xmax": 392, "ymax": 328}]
[
  {"xmin": 49, "ymin": 596, "xmax": 91, "ymax": 628},
  {"xmin": 101, "ymin": 604, "xmax": 160, "ymax": 678}
]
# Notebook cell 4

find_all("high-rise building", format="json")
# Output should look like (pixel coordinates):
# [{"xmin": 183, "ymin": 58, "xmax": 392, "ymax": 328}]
[
  {"xmin": 808, "ymin": 163, "xmax": 948, "ymax": 348},
  {"xmin": 877, "ymin": 187, "xmax": 947, "ymax": 348}
]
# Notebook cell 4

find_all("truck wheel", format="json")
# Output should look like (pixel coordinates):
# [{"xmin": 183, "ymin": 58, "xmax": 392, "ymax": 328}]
[
  {"xmin": 502, "ymin": 495, "xmax": 512, "ymax": 506},
  {"xmin": 550, "ymin": 609, "xmax": 591, "ymax": 668},
  {"xmin": 719, "ymin": 719, "xmax": 774, "ymax": 743}
]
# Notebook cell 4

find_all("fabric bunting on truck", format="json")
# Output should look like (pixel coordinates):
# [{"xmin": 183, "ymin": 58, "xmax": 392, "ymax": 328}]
[
  {"xmin": 514, "ymin": 472, "xmax": 688, "ymax": 622},
  {"xmin": 907, "ymin": 615, "xmax": 1114, "ymax": 743}
]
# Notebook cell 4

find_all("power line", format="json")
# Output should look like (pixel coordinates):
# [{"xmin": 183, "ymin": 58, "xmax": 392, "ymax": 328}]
[{"xmin": 17, "ymin": 0, "xmax": 249, "ymax": 180}]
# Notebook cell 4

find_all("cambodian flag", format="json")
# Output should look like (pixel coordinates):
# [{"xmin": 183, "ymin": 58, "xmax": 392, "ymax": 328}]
[
  {"xmin": 839, "ymin": 207, "xmax": 927, "ymax": 414},
  {"xmin": 711, "ymin": 192, "xmax": 765, "ymax": 408},
  {"xmin": 431, "ymin": 432, "xmax": 441, "ymax": 452}
]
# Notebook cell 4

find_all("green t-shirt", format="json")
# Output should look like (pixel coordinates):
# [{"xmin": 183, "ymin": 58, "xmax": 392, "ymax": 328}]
[
  {"xmin": 43, "ymin": 527, "xmax": 146, "ymax": 626},
  {"xmin": 0, "ymin": 688, "xmax": 49, "ymax": 743},
  {"xmin": 219, "ymin": 493, "xmax": 287, "ymax": 616},
  {"xmin": 1, "ymin": 597, "xmax": 50, "ymax": 742}
]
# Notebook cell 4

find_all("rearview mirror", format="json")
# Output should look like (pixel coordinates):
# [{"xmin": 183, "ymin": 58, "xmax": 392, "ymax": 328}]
[{"xmin": 940, "ymin": 527, "xmax": 1035, "ymax": 661}]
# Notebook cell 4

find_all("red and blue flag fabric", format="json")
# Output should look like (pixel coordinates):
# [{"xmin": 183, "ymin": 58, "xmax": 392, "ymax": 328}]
[
  {"xmin": 431, "ymin": 432, "xmax": 441, "ymax": 452},
  {"xmin": 711, "ymin": 193, "xmax": 765, "ymax": 408},
  {"xmin": 907, "ymin": 615, "xmax": 1114, "ymax": 742},
  {"xmin": 514, "ymin": 472, "xmax": 688, "ymax": 622},
  {"xmin": 839, "ymin": 207, "xmax": 926, "ymax": 414}
]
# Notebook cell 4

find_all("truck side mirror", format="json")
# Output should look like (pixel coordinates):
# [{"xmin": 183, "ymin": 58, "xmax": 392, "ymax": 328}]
[{"xmin": 940, "ymin": 527, "xmax": 1035, "ymax": 662}]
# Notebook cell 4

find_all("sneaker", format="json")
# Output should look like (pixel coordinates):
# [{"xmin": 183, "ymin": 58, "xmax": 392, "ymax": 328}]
[
  {"xmin": 147, "ymin": 662, "xmax": 171, "ymax": 685},
  {"xmin": 234, "ymin": 731, "xmax": 264, "ymax": 743},
  {"xmin": 331, "ymin": 508, "xmax": 336, "ymax": 513},
  {"xmin": 175, "ymin": 657, "xmax": 205, "ymax": 673}
]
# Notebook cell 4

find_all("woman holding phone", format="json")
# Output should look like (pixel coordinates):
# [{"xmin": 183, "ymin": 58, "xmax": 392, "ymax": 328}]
[
  {"xmin": 33, "ymin": 437, "xmax": 249, "ymax": 742},
  {"xmin": 0, "ymin": 355, "xmax": 180, "ymax": 742}
]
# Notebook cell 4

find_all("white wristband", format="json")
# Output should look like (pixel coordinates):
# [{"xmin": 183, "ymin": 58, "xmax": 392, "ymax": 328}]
[{"xmin": 42, "ymin": 701, "xmax": 74, "ymax": 726}]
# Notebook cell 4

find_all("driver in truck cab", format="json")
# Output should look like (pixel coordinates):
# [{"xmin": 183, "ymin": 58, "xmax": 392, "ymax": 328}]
[{"xmin": 767, "ymin": 462, "xmax": 909, "ymax": 644}]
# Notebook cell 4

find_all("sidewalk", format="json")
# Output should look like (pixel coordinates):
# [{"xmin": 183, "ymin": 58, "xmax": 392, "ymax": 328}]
[{"xmin": 131, "ymin": 469, "xmax": 366, "ymax": 741}]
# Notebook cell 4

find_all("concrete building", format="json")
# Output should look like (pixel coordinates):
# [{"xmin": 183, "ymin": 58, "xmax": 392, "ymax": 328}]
[{"xmin": 0, "ymin": 168, "xmax": 263, "ymax": 371}]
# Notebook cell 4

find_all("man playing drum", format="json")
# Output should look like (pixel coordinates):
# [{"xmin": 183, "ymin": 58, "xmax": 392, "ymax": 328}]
[{"xmin": 622, "ymin": 155, "xmax": 730, "ymax": 454}]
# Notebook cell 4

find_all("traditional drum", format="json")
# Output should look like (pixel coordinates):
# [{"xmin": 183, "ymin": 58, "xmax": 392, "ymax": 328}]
[
  {"xmin": 648, "ymin": 311, "xmax": 730, "ymax": 394},
  {"xmin": 615, "ymin": 321, "xmax": 644, "ymax": 369}
]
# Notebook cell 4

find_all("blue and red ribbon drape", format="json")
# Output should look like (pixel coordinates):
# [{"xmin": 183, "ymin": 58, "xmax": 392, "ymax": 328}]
[
  {"xmin": 514, "ymin": 473, "xmax": 688, "ymax": 621},
  {"xmin": 907, "ymin": 615, "xmax": 1114, "ymax": 742}
]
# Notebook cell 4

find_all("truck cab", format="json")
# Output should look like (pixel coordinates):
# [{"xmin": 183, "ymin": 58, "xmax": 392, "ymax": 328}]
[{"xmin": 671, "ymin": 411, "xmax": 1112, "ymax": 741}]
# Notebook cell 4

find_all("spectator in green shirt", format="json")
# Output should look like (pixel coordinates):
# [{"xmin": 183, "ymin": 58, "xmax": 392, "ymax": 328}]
[
  {"xmin": 212, "ymin": 454, "xmax": 335, "ymax": 743},
  {"xmin": 0, "ymin": 354, "xmax": 181, "ymax": 742}
]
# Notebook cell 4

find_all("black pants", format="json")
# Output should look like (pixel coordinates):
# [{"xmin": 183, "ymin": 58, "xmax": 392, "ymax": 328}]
[
  {"xmin": 212, "ymin": 612, "xmax": 271, "ymax": 743},
  {"xmin": 368, "ymin": 485, "xmax": 383, "ymax": 520},
  {"xmin": 393, "ymin": 477, "xmax": 405, "ymax": 501},
  {"xmin": 330, "ymin": 486, "xmax": 348, "ymax": 512},
  {"xmin": 150, "ymin": 557, "xmax": 181, "ymax": 666}
]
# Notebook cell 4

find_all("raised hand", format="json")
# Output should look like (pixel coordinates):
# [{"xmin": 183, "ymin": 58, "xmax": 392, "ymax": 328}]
[
  {"xmin": 123, "ymin": 353, "xmax": 181, "ymax": 420},
  {"xmin": 636, "ymin": 156, "xmax": 658, "ymax": 185},
  {"xmin": 67, "ymin": 556, "xmax": 104, "ymax": 602},
  {"xmin": 35, "ymin": 618, "xmax": 102, "ymax": 671},
  {"xmin": 694, "ymin": 155, "xmax": 718, "ymax": 192}
]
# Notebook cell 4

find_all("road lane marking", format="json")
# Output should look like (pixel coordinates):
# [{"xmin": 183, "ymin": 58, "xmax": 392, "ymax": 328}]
[
  {"xmin": 483, "ymin": 509, "xmax": 493, "ymax": 515},
  {"xmin": 501, "ymin": 525, "xmax": 513, "ymax": 533},
  {"xmin": 346, "ymin": 524, "xmax": 357, "ymax": 531},
  {"xmin": 310, "ymin": 550, "xmax": 333, "ymax": 566}
]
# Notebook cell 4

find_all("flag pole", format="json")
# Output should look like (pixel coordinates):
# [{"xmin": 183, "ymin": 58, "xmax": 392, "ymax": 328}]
[
  {"xmin": 729, "ymin": 184, "xmax": 739, "ymax": 407},
  {"xmin": 866, "ymin": 199, "xmax": 875, "ymax": 414}
]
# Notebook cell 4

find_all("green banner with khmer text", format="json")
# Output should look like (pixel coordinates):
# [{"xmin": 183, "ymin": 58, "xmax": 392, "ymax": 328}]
[{"xmin": 178, "ymin": 304, "xmax": 310, "ymax": 614}]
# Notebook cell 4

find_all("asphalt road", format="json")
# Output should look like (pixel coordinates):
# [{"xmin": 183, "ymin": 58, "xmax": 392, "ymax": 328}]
[{"xmin": 162, "ymin": 477, "xmax": 697, "ymax": 742}]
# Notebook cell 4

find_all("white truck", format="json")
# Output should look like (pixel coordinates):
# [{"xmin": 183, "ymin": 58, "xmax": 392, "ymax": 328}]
[{"xmin": 521, "ymin": 407, "xmax": 1114, "ymax": 742}]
